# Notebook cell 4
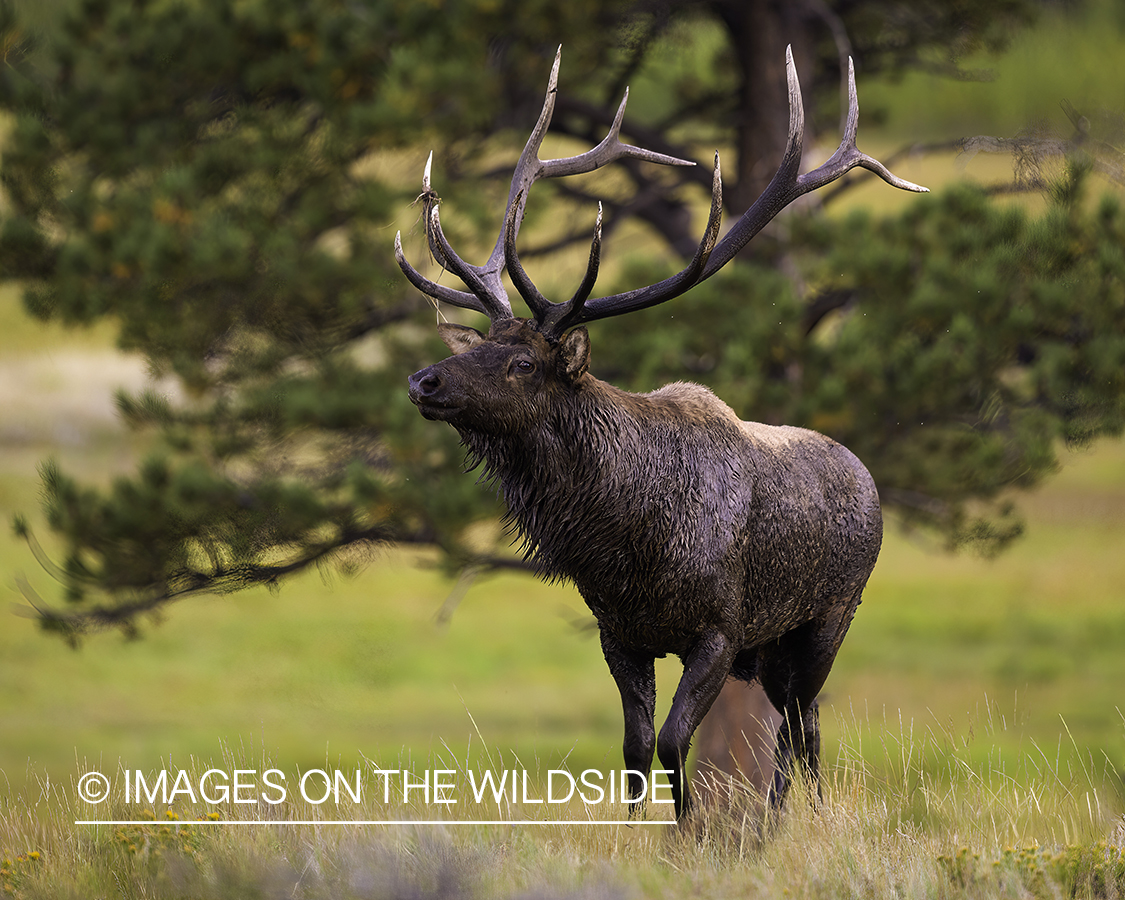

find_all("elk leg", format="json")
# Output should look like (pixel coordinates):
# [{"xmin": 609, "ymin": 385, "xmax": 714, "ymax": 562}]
[
  {"xmin": 759, "ymin": 604, "xmax": 855, "ymax": 813},
  {"xmin": 767, "ymin": 697, "xmax": 821, "ymax": 814},
  {"xmin": 657, "ymin": 630, "xmax": 735, "ymax": 819},
  {"xmin": 600, "ymin": 631, "xmax": 656, "ymax": 808}
]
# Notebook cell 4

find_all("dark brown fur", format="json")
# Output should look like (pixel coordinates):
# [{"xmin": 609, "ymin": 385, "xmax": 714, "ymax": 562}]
[{"xmin": 409, "ymin": 318, "xmax": 882, "ymax": 819}]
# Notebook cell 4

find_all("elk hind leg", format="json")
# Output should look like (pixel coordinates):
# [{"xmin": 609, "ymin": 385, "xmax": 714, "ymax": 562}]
[
  {"xmin": 768, "ymin": 696, "xmax": 822, "ymax": 813},
  {"xmin": 759, "ymin": 606, "xmax": 854, "ymax": 813}
]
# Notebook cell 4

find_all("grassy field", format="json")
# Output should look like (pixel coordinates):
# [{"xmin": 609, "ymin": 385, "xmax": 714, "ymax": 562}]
[
  {"xmin": 0, "ymin": 714, "xmax": 1122, "ymax": 899},
  {"xmin": 857, "ymin": 0, "xmax": 1125, "ymax": 142}
]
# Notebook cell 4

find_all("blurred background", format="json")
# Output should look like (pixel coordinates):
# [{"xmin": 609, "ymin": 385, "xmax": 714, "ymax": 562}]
[{"xmin": 1, "ymin": 0, "xmax": 1123, "ymax": 805}]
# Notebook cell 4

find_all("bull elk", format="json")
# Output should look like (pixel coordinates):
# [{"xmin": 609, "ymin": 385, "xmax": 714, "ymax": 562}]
[{"xmin": 397, "ymin": 46, "xmax": 926, "ymax": 820}]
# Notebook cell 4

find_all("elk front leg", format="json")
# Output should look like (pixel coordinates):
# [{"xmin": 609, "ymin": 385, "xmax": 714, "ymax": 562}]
[
  {"xmin": 658, "ymin": 630, "xmax": 735, "ymax": 819},
  {"xmin": 600, "ymin": 631, "xmax": 656, "ymax": 808}
]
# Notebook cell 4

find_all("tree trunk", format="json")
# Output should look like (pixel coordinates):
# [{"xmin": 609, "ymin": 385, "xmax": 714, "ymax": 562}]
[
  {"xmin": 713, "ymin": 0, "xmax": 814, "ymax": 210},
  {"xmin": 691, "ymin": 678, "xmax": 782, "ymax": 803}
]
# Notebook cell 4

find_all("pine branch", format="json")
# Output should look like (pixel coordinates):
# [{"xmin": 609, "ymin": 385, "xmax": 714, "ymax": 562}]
[{"xmin": 17, "ymin": 522, "xmax": 402, "ymax": 640}]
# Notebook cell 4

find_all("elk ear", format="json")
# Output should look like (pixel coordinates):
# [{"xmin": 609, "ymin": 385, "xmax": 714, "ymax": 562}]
[
  {"xmin": 558, "ymin": 327, "xmax": 590, "ymax": 379},
  {"xmin": 437, "ymin": 323, "xmax": 486, "ymax": 355}
]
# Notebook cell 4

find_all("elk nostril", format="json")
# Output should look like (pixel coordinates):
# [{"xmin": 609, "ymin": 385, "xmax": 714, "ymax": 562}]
[{"xmin": 409, "ymin": 368, "xmax": 443, "ymax": 397}]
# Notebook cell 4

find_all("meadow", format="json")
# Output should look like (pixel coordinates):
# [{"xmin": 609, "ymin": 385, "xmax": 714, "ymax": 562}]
[{"xmin": 3, "ymin": 3, "xmax": 1125, "ymax": 896}]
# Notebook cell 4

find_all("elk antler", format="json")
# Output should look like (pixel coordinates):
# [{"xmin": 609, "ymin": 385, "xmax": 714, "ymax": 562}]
[
  {"xmin": 395, "ymin": 45, "xmax": 928, "ymax": 341},
  {"xmin": 394, "ymin": 46, "xmax": 694, "ymax": 324}
]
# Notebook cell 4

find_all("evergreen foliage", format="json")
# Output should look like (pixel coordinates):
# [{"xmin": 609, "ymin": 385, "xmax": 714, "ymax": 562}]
[
  {"xmin": 1, "ymin": 0, "xmax": 1121, "ymax": 636},
  {"xmin": 0, "ymin": 0, "xmax": 535, "ymax": 628}
]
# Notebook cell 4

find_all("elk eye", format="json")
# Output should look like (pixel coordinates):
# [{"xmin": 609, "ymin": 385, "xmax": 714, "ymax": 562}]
[{"xmin": 514, "ymin": 359, "xmax": 535, "ymax": 374}]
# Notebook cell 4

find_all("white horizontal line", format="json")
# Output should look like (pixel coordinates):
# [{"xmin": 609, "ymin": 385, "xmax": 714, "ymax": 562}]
[{"xmin": 75, "ymin": 819, "xmax": 673, "ymax": 827}]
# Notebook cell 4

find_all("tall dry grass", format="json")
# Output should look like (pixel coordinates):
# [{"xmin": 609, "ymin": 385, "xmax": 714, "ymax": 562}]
[{"xmin": 3, "ymin": 707, "xmax": 1121, "ymax": 899}]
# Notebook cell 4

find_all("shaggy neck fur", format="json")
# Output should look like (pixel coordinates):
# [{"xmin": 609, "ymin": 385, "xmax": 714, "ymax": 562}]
[{"xmin": 459, "ymin": 376, "xmax": 750, "ymax": 595}]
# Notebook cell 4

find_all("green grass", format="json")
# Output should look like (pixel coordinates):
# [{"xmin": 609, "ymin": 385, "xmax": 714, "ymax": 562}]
[{"xmin": 858, "ymin": 0, "xmax": 1125, "ymax": 142}]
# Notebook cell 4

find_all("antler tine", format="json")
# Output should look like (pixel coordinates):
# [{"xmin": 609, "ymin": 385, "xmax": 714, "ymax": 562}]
[
  {"xmin": 485, "ymin": 47, "xmax": 694, "ymax": 299},
  {"xmin": 505, "ymin": 194, "xmax": 606, "ymax": 337},
  {"xmin": 542, "ymin": 47, "xmax": 926, "ymax": 332},
  {"xmin": 795, "ymin": 57, "xmax": 928, "ymax": 195},
  {"xmin": 478, "ymin": 46, "xmax": 565, "ymax": 283},
  {"xmin": 394, "ymin": 230, "xmax": 493, "ymax": 316},
  {"xmin": 424, "ymin": 204, "xmax": 511, "ymax": 316},
  {"xmin": 539, "ymin": 87, "xmax": 697, "ymax": 179},
  {"xmin": 542, "ymin": 152, "xmax": 724, "ymax": 336},
  {"xmin": 418, "ymin": 152, "xmax": 450, "ymax": 272},
  {"xmin": 503, "ymin": 190, "xmax": 552, "ymax": 320},
  {"xmin": 535, "ymin": 203, "xmax": 605, "ymax": 337},
  {"xmin": 395, "ymin": 153, "xmax": 516, "ymax": 320},
  {"xmin": 701, "ymin": 47, "xmax": 926, "ymax": 275},
  {"xmin": 568, "ymin": 202, "xmax": 603, "ymax": 309}
]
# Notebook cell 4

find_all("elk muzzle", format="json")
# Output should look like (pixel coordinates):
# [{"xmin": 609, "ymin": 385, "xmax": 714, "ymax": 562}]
[{"xmin": 408, "ymin": 364, "xmax": 457, "ymax": 421}]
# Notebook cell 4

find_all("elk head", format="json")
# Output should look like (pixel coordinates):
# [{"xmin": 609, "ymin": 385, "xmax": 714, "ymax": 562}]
[
  {"xmin": 408, "ymin": 318, "xmax": 590, "ymax": 435},
  {"xmin": 398, "ymin": 45, "xmax": 926, "ymax": 411}
]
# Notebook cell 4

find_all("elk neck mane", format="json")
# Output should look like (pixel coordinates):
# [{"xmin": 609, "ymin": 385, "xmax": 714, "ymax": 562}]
[{"xmin": 456, "ymin": 374, "xmax": 751, "ymax": 580}]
